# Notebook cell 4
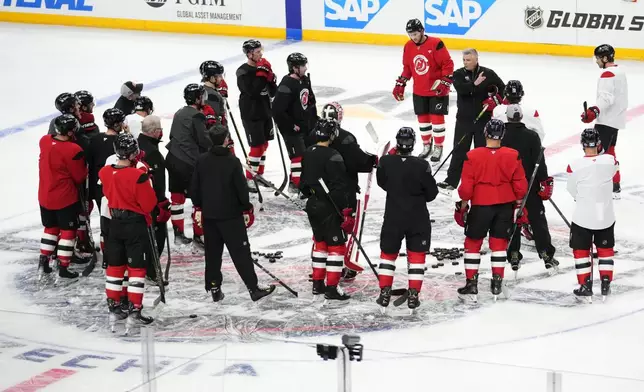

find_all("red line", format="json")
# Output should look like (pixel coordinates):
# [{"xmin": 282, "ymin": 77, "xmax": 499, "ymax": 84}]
[
  {"xmin": 3, "ymin": 368, "xmax": 76, "ymax": 392},
  {"xmin": 545, "ymin": 104, "xmax": 644, "ymax": 158}
]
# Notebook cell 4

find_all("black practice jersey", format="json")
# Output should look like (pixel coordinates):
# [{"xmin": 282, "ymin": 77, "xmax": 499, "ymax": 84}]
[
  {"xmin": 272, "ymin": 75, "xmax": 318, "ymax": 136},
  {"xmin": 300, "ymin": 144, "xmax": 352, "ymax": 210},
  {"xmin": 236, "ymin": 63, "xmax": 276, "ymax": 121}
]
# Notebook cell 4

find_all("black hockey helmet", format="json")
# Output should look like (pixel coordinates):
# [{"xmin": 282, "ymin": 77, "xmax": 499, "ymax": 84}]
[
  {"xmin": 207, "ymin": 123, "xmax": 230, "ymax": 146},
  {"xmin": 74, "ymin": 90, "xmax": 95, "ymax": 110},
  {"xmin": 54, "ymin": 113, "xmax": 80, "ymax": 136},
  {"xmin": 103, "ymin": 108, "xmax": 126, "ymax": 130},
  {"xmin": 406, "ymin": 18, "xmax": 424, "ymax": 33},
  {"xmin": 396, "ymin": 127, "xmax": 416, "ymax": 154},
  {"xmin": 320, "ymin": 102, "xmax": 344, "ymax": 125},
  {"xmin": 594, "ymin": 44, "xmax": 615, "ymax": 63},
  {"xmin": 580, "ymin": 128, "xmax": 601, "ymax": 149},
  {"xmin": 287, "ymin": 52, "xmax": 308, "ymax": 73},
  {"xmin": 134, "ymin": 96, "xmax": 154, "ymax": 113},
  {"xmin": 242, "ymin": 39, "xmax": 262, "ymax": 55},
  {"xmin": 314, "ymin": 118, "xmax": 339, "ymax": 142},
  {"xmin": 113, "ymin": 132, "xmax": 140, "ymax": 160},
  {"xmin": 504, "ymin": 80, "xmax": 524, "ymax": 103},
  {"xmin": 184, "ymin": 83, "xmax": 206, "ymax": 105},
  {"xmin": 200, "ymin": 60, "xmax": 224, "ymax": 80},
  {"xmin": 55, "ymin": 92, "xmax": 79, "ymax": 114},
  {"xmin": 484, "ymin": 119, "xmax": 506, "ymax": 140}
]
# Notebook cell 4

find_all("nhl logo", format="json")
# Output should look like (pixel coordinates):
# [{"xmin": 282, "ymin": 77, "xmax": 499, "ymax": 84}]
[
  {"xmin": 524, "ymin": 7, "xmax": 544, "ymax": 30},
  {"xmin": 144, "ymin": 0, "xmax": 167, "ymax": 8}
]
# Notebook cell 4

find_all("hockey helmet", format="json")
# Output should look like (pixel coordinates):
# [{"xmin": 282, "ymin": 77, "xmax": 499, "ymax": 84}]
[
  {"xmin": 184, "ymin": 83, "xmax": 206, "ymax": 106},
  {"xmin": 396, "ymin": 127, "xmax": 416, "ymax": 154},
  {"xmin": 113, "ymin": 132, "xmax": 140, "ymax": 160},
  {"xmin": 406, "ymin": 18, "xmax": 424, "ymax": 33},
  {"xmin": 55, "ymin": 92, "xmax": 79, "ymax": 114},
  {"xmin": 594, "ymin": 44, "xmax": 615, "ymax": 63},
  {"xmin": 200, "ymin": 60, "xmax": 224, "ymax": 80},
  {"xmin": 287, "ymin": 52, "xmax": 308, "ymax": 73},
  {"xmin": 74, "ymin": 90, "xmax": 95, "ymax": 110},
  {"xmin": 504, "ymin": 80, "xmax": 524, "ymax": 103},
  {"xmin": 134, "ymin": 96, "xmax": 154, "ymax": 114},
  {"xmin": 103, "ymin": 108, "xmax": 126, "ymax": 131},
  {"xmin": 484, "ymin": 119, "xmax": 506, "ymax": 140},
  {"xmin": 321, "ymin": 102, "xmax": 344, "ymax": 125},
  {"xmin": 54, "ymin": 113, "xmax": 80, "ymax": 136},
  {"xmin": 242, "ymin": 39, "xmax": 262, "ymax": 55},
  {"xmin": 580, "ymin": 128, "xmax": 601, "ymax": 149},
  {"xmin": 314, "ymin": 118, "xmax": 339, "ymax": 142}
]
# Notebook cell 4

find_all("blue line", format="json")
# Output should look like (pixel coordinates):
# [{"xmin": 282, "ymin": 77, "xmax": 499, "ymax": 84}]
[{"xmin": 0, "ymin": 40, "xmax": 296, "ymax": 139}]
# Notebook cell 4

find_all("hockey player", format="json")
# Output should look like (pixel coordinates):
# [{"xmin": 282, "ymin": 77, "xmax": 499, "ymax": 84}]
[
  {"xmin": 100, "ymin": 132, "xmax": 157, "ymax": 330},
  {"xmin": 566, "ymin": 128, "xmax": 617, "ymax": 302},
  {"xmin": 74, "ymin": 90, "xmax": 100, "ymax": 146},
  {"xmin": 502, "ymin": 105, "xmax": 558, "ymax": 272},
  {"xmin": 272, "ymin": 52, "xmax": 319, "ymax": 192},
  {"xmin": 392, "ymin": 18, "xmax": 454, "ymax": 161},
  {"xmin": 581, "ymin": 44, "xmax": 628, "ymax": 197},
  {"xmin": 48, "ymin": 93, "xmax": 81, "ymax": 135},
  {"xmin": 38, "ymin": 114, "xmax": 88, "ymax": 281},
  {"xmin": 438, "ymin": 49, "xmax": 505, "ymax": 191},
  {"xmin": 454, "ymin": 119, "xmax": 528, "ymax": 302},
  {"xmin": 190, "ymin": 124, "xmax": 275, "ymax": 302},
  {"xmin": 493, "ymin": 80, "xmax": 544, "ymax": 142},
  {"xmin": 320, "ymin": 102, "xmax": 377, "ymax": 279},
  {"xmin": 236, "ymin": 39, "xmax": 278, "ymax": 192},
  {"xmin": 299, "ymin": 119, "xmax": 354, "ymax": 301},
  {"xmin": 200, "ymin": 60, "xmax": 229, "ymax": 118},
  {"xmin": 125, "ymin": 96, "xmax": 154, "ymax": 139},
  {"xmin": 375, "ymin": 127, "xmax": 438, "ymax": 311},
  {"xmin": 114, "ymin": 81, "xmax": 143, "ymax": 115},
  {"xmin": 165, "ymin": 84, "xmax": 212, "ymax": 248}
]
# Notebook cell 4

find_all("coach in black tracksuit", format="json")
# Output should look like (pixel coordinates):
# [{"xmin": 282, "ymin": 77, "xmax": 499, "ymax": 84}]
[
  {"xmin": 189, "ymin": 125, "xmax": 275, "ymax": 302},
  {"xmin": 501, "ymin": 105, "xmax": 557, "ymax": 269},
  {"xmin": 440, "ymin": 49, "xmax": 504, "ymax": 190}
]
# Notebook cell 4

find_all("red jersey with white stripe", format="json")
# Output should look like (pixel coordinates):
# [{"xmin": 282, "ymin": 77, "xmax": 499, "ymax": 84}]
[
  {"xmin": 99, "ymin": 164, "xmax": 157, "ymax": 225},
  {"xmin": 38, "ymin": 134, "xmax": 88, "ymax": 210},
  {"xmin": 400, "ymin": 36, "xmax": 454, "ymax": 97},
  {"xmin": 566, "ymin": 154, "xmax": 617, "ymax": 230},
  {"xmin": 458, "ymin": 146, "xmax": 528, "ymax": 206},
  {"xmin": 594, "ymin": 65, "xmax": 628, "ymax": 130}
]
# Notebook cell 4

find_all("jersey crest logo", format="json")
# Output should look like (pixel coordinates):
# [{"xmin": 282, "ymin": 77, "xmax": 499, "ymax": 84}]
[
  {"xmin": 300, "ymin": 88, "xmax": 310, "ymax": 110},
  {"xmin": 524, "ymin": 7, "xmax": 544, "ymax": 29},
  {"xmin": 413, "ymin": 54, "xmax": 430, "ymax": 76}
]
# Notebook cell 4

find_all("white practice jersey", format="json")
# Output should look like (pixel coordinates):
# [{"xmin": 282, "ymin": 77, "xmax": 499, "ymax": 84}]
[
  {"xmin": 566, "ymin": 154, "xmax": 617, "ymax": 230},
  {"xmin": 125, "ymin": 113, "xmax": 145, "ymax": 139},
  {"xmin": 594, "ymin": 65, "xmax": 628, "ymax": 130},
  {"xmin": 493, "ymin": 102, "xmax": 545, "ymax": 142}
]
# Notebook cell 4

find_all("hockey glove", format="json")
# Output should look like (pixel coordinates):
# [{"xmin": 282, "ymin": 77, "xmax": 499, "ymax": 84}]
[
  {"xmin": 156, "ymin": 199, "xmax": 171, "ymax": 223},
  {"xmin": 538, "ymin": 176, "xmax": 554, "ymax": 201},
  {"xmin": 340, "ymin": 208, "xmax": 356, "ymax": 234},
  {"xmin": 433, "ymin": 77, "xmax": 452, "ymax": 97},
  {"xmin": 392, "ymin": 76, "xmax": 408, "ymax": 101},
  {"xmin": 243, "ymin": 205, "xmax": 255, "ymax": 228},
  {"xmin": 387, "ymin": 147, "xmax": 398, "ymax": 155},
  {"xmin": 514, "ymin": 203, "xmax": 529, "ymax": 225},
  {"xmin": 483, "ymin": 93, "xmax": 503, "ymax": 112},
  {"xmin": 454, "ymin": 202, "xmax": 469, "ymax": 228},
  {"xmin": 581, "ymin": 106, "xmax": 600, "ymax": 123},
  {"xmin": 216, "ymin": 79, "xmax": 229, "ymax": 98},
  {"xmin": 194, "ymin": 207, "xmax": 203, "ymax": 229},
  {"xmin": 256, "ymin": 58, "xmax": 275, "ymax": 82}
]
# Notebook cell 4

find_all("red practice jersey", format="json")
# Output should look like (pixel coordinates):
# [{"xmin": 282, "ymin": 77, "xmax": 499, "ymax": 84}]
[
  {"xmin": 400, "ymin": 35, "xmax": 454, "ymax": 97},
  {"xmin": 99, "ymin": 165, "xmax": 157, "ymax": 225},
  {"xmin": 458, "ymin": 147, "xmax": 528, "ymax": 206},
  {"xmin": 38, "ymin": 134, "xmax": 88, "ymax": 210}
]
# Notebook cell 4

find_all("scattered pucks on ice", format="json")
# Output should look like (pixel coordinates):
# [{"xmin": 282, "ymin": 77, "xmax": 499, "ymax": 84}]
[{"xmin": 455, "ymin": 271, "xmax": 463, "ymax": 275}]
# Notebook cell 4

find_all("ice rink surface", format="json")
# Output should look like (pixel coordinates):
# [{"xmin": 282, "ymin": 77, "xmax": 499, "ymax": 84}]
[{"xmin": 1, "ymin": 23, "xmax": 644, "ymax": 391}]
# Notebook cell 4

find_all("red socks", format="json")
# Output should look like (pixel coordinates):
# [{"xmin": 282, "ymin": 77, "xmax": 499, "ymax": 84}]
[
  {"xmin": 489, "ymin": 237, "xmax": 508, "ymax": 278},
  {"xmin": 326, "ymin": 244, "xmax": 345, "ymax": 287},
  {"xmin": 40, "ymin": 227, "xmax": 59, "ymax": 257},
  {"xmin": 378, "ymin": 251, "xmax": 397, "ymax": 288},
  {"xmin": 311, "ymin": 240, "xmax": 327, "ymax": 281},
  {"xmin": 407, "ymin": 251, "xmax": 425, "ymax": 291},
  {"xmin": 170, "ymin": 192, "xmax": 186, "ymax": 232},
  {"xmin": 463, "ymin": 237, "xmax": 483, "ymax": 279}
]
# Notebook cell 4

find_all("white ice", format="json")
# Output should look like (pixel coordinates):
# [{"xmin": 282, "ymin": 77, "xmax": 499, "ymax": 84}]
[{"xmin": 1, "ymin": 23, "xmax": 644, "ymax": 391}]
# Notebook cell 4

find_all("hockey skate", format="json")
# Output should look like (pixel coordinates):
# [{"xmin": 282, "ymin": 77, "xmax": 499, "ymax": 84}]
[
  {"xmin": 120, "ymin": 296, "xmax": 130, "ymax": 313},
  {"xmin": 56, "ymin": 265, "xmax": 79, "ymax": 285},
  {"xmin": 429, "ymin": 145, "xmax": 443, "ymax": 163},
  {"xmin": 38, "ymin": 255, "xmax": 53, "ymax": 281},
  {"xmin": 573, "ymin": 278, "xmax": 593, "ymax": 304},
  {"xmin": 541, "ymin": 251, "xmax": 560, "ymax": 275},
  {"xmin": 407, "ymin": 288, "xmax": 420, "ymax": 315},
  {"xmin": 509, "ymin": 251, "xmax": 521, "ymax": 279},
  {"xmin": 249, "ymin": 285, "xmax": 276, "ymax": 302},
  {"xmin": 376, "ymin": 286, "xmax": 392, "ymax": 314},
  {"xmin": 491, "ymin": 274, "xmax": 510, "ymax": 301},
  {"xmin": 247, "ymin": 179, "xmax": 258, "ymax": 193},
  {"xmin": 287, "ymin": 181, "xmax": 300, "ymax": 195},
  {"xmin": 601, "ymin": 275, "xmax": 611, "ymax": 302},
  {"xmin": 324, "ymin": 285, "xmax": 350, "ymax": 304},
  {"xmin": 192, "ymin": 235, "xmax": 205, "ymax": 252},
  {"xmin": 107, "ymin": 298, "xmax": 128, "ymax": 333},
  {"xmin": 312, "ymin": 280, "xmax": 326, "ymax": 296},
  {"xmin": 457, "ymin": 274, "xmax": 478, "ymax": 303},
  {"xmin": 341, "ymin": 268, "xmax": 358, "ymax": 283},
  {"xmin": 125, "ymin": 304, "xmax": 154, "ymax": 335},
  {"xmin": 613, "ymin": 182, "xmax": 621, "ymax": 200},
  {"xmin": 418, "ymin": 141, "xmax": 433, "ymax": 159},
  {"xmin": 209, "ymin": 283, "xmax": 225, "ymax": 303},
  {"xmin": 173, "ymin": 227, "xmax": 192, "ymax": 246}
]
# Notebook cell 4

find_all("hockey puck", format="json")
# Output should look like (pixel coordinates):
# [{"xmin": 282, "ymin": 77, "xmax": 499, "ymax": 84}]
[
  {"xmin": 190, "ymin": 314, "xmax": 197, "ymax": 318},
  {"xmin": 269, "ymin": 258, "xmax": 276, "ymax": 263},
  {"xmin": 455, "ymin": 271, "xmax": 463, "ymax": 275},
  {"xmin": 431, "ymin": 264, "xmax": 439, "ymax": 269},
  {"xmin": 437, "ymin": 262, "xmax": 444, "ymax": 267},
  {"xmin": 452, "ymin": 261, "xmax": 459, "ymax": 266}
]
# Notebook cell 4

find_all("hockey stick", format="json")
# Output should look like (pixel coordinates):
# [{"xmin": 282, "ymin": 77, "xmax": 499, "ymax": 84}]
[
  {"xmin": 432, "ymin": 133, "xmax": 468, "ymax": 177},
  {"xmin": 241, "ymin": 162, "xmax": 304, "ymax": 209},
  {"xmin": 146, "ymin": 226, "xmax": 166, "ymax": 306},
  {"xmin": 252, "ymin": 258, "xmax": 298, "ymax": 297},
  {"xmin": 509, "ymin": 147, "xmax": 545, "ymax": 247},
  {"xmin": 548, "ymin": 198, "xmax": 571, "ymax": 229},
  {"xmin": 164, "ymin": 223, "xmax": 171, "ymax": 282},
  {"xmin": 474, "ymin": 104, "xmax": 490, "ymax": 123},
  {"xmin": 274, "ymin": 126, "xmax": 290, "ymax": 195},
  {"xmin": 317, "ymin": 178, "xmax": 406, "ymax": 296},
  {"xmin": 80, "ymin": 186, "xmax": 100, "ymax": 277},
  {"xmin": 583, "ymin": 101, "xmax": 588, "ymax": 122}
]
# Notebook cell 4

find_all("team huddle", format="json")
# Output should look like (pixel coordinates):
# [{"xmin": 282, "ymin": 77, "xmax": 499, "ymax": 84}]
[{"xmin": 36, "ymin": 18, "xmax": 627, "ymax": 330}]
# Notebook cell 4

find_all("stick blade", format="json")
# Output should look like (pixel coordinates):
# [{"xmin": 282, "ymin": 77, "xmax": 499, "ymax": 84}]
[{"xmin": 365, "ymin": 122, "xmax": 379, "ymax": 144}]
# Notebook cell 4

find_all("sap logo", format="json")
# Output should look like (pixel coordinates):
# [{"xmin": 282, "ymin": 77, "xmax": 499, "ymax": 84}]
[
  {"xmin": 2, "ymin": 0, "xmax": 93, "ymax": 11},
  {"xmin": 324, "ymin": 0, "xmax": 390, "ymax": 29},
  {"xmin": 424, "ymin": 0, "xmax": 496, "ymax": 36}
]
